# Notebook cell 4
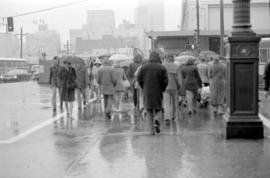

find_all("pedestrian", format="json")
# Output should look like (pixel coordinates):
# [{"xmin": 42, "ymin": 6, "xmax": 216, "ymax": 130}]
[
  {"xmin": 263, "ymin": 61, "xmax": 270, "ymax": 98},
  {"xmin": 127, "ymin": 54, "xmax": 143, "ymax": 111},
  {"xmin": 112, "ymin": 61, "xmax": 126, "ymax": 111},
  {"xmin": 163, "ymin": 54, "xmax": 181, "ymax": 125},
  {"xmin": 92, "ymin": 58, "xmax": 102, "ymax": 99},
  {"xmin": 75, "ymin": 62, "xmax": 90, "ymax": 110},
  {"xmin": 180, "ymin": 56, "xmax": 202, "ymax": 115},
  {"xmin": 97, "ymin": 58, "xmax": 114, "ymax": 119},
  {"xmin": 208, "ymin": 55, "xmax": 226, "ymax": 115},
  {"xmin": 49, "ymin": 56, "xmax": 63, "ymax": 112},
  {"xmin": 58, "ymin": 61, "xmax": 77, "ymax": 117},
  {"xmin": 137, "ymin": 51, "xmax": 168, "ymax": 135},
  {"xmin": 197, "ymin": 57, "xmax": 209, "ymax": 86}
]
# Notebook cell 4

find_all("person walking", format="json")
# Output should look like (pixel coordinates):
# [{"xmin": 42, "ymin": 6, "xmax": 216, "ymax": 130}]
[
  {"xmin": 137, "ymin": 51, "xmax": 168, "ymax": 135},
  {"xmin": 263, "ymin": 61, "xmax": 270, "ymax": 98},
  {"xmin": 58, "ymin": 61, "xmax": 77, "ymax": 118},
  {"xmin": 75, "ymin": 63, "xmax": 90, "ymax": 110},
  {"xmin": 49, "ymin": 56, "xmax": 63, "ymax": 112},
  {"xmin": 127, "ymin": 54, "xmax": 143, "ymax": 111},
  {"xmin": 180, "ymin": 57, "xmax": 202, "ymax": 115},
  {"xmin": 97, "ymin": 58, "xmax": 114, "ymax": 119},
  {"xmin": 112, "ymin": 61, "xmax": 125, "ymax": 111},
  {"xmin": 163, "ymin": 54, "xmax": 181, "ymax": 125},
  {"xmin": 92, "ymin": 59, "xmax": 102, "ymax": 99},
  {"xmin": 197, "ymin": 57, "xmax": 209, "ymax": 86},
  {"xmin": 208, "ymin": 56, "xmax": 226, "ymax": 115}
]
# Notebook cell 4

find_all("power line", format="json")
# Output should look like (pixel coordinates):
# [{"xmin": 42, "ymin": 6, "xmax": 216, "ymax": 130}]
[{"xmin": 3, "ymin": 0, "xmax": 88, "ymax": 18}]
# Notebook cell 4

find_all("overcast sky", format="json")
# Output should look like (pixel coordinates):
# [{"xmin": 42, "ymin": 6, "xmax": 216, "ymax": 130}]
[{"xmin": 0, "ymin": 0, "xmax": 183, "ymax": 44}]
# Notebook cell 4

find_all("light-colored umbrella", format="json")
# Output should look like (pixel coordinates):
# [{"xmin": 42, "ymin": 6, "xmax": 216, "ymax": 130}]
[
  {"xmin": 199, "ymin": 50, "xmax": 218, "ymax": 62},
  {"xmin": 175, "ymin": 55, "xmax": 197, "ymax": 65},
  {"xmin": 178, "ymin": 51, "xmax": 196, "ymax": 57},
  {"xmin": 109, "ymin": 54, "xmax": 132, "ymax": 62},
  {"xmin": 62, "ymin": 55, "xmax": 85, "ymax": 65},
  {"xmin": 119, "ymin": 59, "xmax": 132, "ymax": 67}
]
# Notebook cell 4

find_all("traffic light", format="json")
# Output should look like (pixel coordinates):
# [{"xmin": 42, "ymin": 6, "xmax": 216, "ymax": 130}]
[{"xmin": 7, "ymin": 17, "xmax": 14, "ymax": 32}]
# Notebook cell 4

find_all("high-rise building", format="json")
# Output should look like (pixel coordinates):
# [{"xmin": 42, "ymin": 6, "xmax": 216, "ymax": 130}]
[
  {"xmin": 0, "ymin": 33, "xmax": 19, "ymax": 58},
  {"xmin": 85, "ymin": 10, "xmax": 115, "ymax": 38},
  {"xmin": 135, "ymin": 0, "xmax": 165, "ymax": 31},
  {"xmin": 180, "ymin": 0, "xmax": 270, "ymax": 31},
  {"xmin": 25, "ymin": 24, "xmax": 60, "ymax": 60}
]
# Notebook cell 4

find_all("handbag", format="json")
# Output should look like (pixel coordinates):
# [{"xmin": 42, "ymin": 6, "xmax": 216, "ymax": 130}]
[{"xmin": 123, "ymin": 79, "xmax": 131, "ymax": 88}]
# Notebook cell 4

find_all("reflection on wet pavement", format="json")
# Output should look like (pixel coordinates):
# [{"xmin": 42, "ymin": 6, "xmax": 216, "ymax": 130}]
[{"xmin": 0, "ymin": 82, "xmax": 270, "ymax": 178}]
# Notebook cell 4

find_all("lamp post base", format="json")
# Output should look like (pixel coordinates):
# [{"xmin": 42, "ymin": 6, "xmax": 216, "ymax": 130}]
[{"xmin": 222, "ymin": 112, "xmax": 264, "ymax": 139}]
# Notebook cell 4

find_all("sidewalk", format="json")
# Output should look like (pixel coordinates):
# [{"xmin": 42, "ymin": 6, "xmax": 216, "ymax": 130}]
[{"xmin": 0, "ymin": 82, "xmax": 270, "ymax": 178}]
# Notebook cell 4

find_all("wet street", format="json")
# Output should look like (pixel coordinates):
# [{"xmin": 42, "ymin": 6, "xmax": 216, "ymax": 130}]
[{"xmin": 1, "ymin": 81, "xmax": 270, "ymax": 178}]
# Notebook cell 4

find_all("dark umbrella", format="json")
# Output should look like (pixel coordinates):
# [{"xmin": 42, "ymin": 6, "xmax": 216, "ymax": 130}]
[{"xmin": 62, "ymin": 55, "xmax": 85, "ymax": 65}]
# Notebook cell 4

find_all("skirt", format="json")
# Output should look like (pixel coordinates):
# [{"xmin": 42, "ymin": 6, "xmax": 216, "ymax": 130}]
[{"xmin": 62, "ymin": 88, "xmax": 75, "ymax": 102}]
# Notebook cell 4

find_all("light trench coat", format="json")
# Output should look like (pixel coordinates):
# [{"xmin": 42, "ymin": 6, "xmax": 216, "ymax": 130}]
[{"xmin": 208, "ymin": 61, "xmax": 226, "ymax": 106}]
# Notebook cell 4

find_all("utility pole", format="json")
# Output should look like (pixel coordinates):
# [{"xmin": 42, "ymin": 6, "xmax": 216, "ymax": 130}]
[
  {"xmin": 196, "ymin": 0, "xmax": 200, "ymax": 56},
  {"xmin": 20, "ymin": 27, "xmax": 23, "ymax": 58},
  {"xmin": 220, "ymin": 0, "xmax": 225, "ymax": 57}
]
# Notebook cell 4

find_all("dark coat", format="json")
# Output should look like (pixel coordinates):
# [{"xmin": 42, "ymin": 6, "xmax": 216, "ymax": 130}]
[
  {"xmin": 180, "ymin": 63, "xmax": 202, "ymax": 92},
  {"xmin": 75, "ymin": 65, "xmax": 89, "ymax": 89},
  {"xmin": 137, "ymin": 61, "xmax": 168, "ymax": 110},
  {"xmin": 49, "ymin": 65, "xmax": 62, "ymax": 87},
  {"xmin": 263, "ymin": 62, "xmax": 270, "ymax": 91},
  {"xmin": 58, "ymin": 67, "xmax": 77, "ymax": 101}
]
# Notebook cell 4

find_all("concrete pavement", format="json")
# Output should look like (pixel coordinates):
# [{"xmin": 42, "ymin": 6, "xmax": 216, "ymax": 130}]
[{"xmin": 0, "ymin": 82, "xmax": 270, "ymax": 178}]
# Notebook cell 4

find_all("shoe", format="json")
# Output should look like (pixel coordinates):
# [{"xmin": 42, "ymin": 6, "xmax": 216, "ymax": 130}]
[
  {"xmin": 106, "ymin": 113, "xmax": 111, "ymax": 120},
  {"xmin": 155, "ymin": 120, "xmax": 160, "ymax": 133}
]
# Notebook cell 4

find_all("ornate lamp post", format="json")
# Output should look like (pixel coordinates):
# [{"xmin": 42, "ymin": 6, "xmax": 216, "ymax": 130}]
[{"xmin": 223, "ymin": 0, "xmax": 264, "ymax": 139}]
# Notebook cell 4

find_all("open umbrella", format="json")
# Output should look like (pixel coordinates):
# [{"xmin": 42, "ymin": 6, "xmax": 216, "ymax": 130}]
[
  {"xmin": 109, "ymin": 54, "xmax": 132, "ymax": 62},
  {"xmin": 62, "ymin": 55, "xmax": 85, "ymax": 65},
  {"xmin": 119, "ymin": 59, "xmax": 132, "ymax": 68},
  {"xmin": 175, "ymin": 55, "xmax": 197, "ymax": 66},
  {"xmin": 178, "ymin": 51, "xmax": 196, "ymax": 57},
  {"xmin": 199, "ymin": 50, "xmax": 218, "ymax": 62}
]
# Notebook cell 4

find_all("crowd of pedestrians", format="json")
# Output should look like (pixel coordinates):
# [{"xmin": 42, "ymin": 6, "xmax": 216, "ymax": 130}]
[{"xmin": 49, "ymin": 51, "xmax": 227, "ymax": 135}]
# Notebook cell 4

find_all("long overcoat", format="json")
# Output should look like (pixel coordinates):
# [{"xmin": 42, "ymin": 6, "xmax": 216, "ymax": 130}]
[
  {"xmin": 208, "ymin": 61, "xmax": 226, "ymax": 106},
  {"xmin": 58, "ymin": 66, "xmax": 77, "ymax": 101},
  {"xmin": 75, "ymin": 65, "xmax": 90, "ymax": 89},
  {"xmin": 180, "ymin": 63, "xmax": 202, "ymax": 93},
  {"xmin": 137, "ymin": 60, "xmax": 168, "ymax": 110},
  {"xmin": 97, "ymin": 63, "xmax": 115, "ymax": 95}
]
